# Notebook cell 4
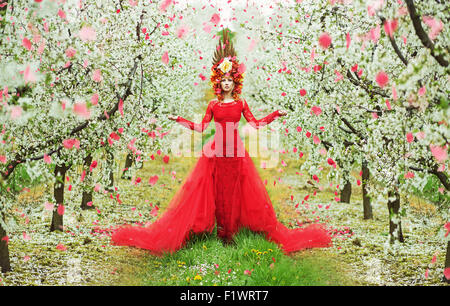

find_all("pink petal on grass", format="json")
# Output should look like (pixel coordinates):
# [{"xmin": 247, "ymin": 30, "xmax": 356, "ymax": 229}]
[
  {"xmin": 149, "ymin": 175, "xmax": 159, "ymax": 186},
  {"xmin": 56, "ymin": 243, "xmax": 67, "ymax": 251}
]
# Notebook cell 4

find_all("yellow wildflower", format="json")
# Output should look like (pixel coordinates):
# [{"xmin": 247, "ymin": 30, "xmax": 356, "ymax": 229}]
[{"xmin": 194, "ymin": 275, "xmax": 202, "ymax": 281}]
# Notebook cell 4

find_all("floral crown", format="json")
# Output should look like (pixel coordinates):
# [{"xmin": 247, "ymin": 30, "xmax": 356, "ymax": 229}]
[{"xmin": 210, "ymin": 29, "xmax": 245, "ymax": 101}]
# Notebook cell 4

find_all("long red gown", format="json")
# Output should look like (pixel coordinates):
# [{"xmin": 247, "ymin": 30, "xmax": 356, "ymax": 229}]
[{"xmin": 110, "ymin": 99, "xmax": 331, "ymax": 255}]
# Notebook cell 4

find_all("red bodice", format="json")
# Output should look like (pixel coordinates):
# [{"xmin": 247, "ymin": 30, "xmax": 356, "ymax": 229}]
[{"xmin": 175, "ymin": 99, "xmax": 281, "ymax": 157}]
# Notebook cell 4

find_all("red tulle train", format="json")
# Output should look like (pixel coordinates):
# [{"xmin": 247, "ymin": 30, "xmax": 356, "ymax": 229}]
[{"xmin": 110, "ymin": 140, "xmax": 332, "ymax": 256}]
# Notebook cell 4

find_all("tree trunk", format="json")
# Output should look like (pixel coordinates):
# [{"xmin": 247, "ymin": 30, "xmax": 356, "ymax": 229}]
[
  {"xmin": 340, "ymin": 179, "xmax": 352, "ymax": 203},
  {"xmin": 362, "ymin": 159, "xmax": 373, "ymax": 219},
  {"xmin": 0, "ymin": 214, "xmax": 11, "ymax": 273},
  {"xmin": 443, "ymin": 241, "xmax": 450, "ymax": 283},
  {"xmin": 387, "ymin": 188, "xmax": 404, "ymax": 243},
  {"xmin": 121, "ymin": 152, "xmax": 133, "ymax": 180},
  {"xmin": 51, "ymin": 163, "xmax": 70, "ymax": 232},
  {"xmin": 105, "ymin": 148, "xmax": 115, "ymax": 192},
  {"xmin": 80, "ymin": 154, "xmax": 94, "ymax": 210}
]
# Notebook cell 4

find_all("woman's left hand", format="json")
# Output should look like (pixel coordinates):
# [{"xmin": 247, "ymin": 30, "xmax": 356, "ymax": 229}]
[{"xmin": 278, "ymin": 110, "xmax": 288, "ymax": 116}]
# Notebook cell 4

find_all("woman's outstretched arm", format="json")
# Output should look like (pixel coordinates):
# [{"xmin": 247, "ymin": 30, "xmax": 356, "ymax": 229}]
[
  {"xmin": 174, "ymin": 100, "xmax": 215, "ymax": 132},
  {"xmin": 242, "ymin": 99, "xmax": 282, "ymax": 129}
]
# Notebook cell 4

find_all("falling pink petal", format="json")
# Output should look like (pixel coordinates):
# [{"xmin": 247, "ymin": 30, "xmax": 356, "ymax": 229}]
[
  {"xmin": 92, "ymin": 69, "xmax": 102, "ymax": 82},
  {"xmin": 203, "ymin": 22, "xmax": 212, "ymax": 33},
  {"xmin": 65, "ymin": 47, "xmax": 76, "ymax": 58},
  {"xmin": 429, "ymin": 144, "xmax": 448, "ymax": 163},
  {"xmin": 406, "ymin": 132, "xmax": 414, "ymax": 143},
  {"xmin": 62, "ymin": 138, "xmax": 80, "ymax": 149},
  {"xmin": 80, "ymin": 170, "xmax": 86, "ymax": 182},
  {"xmin": 248, "ymin": 39, "xmax": 257, "ymax": 52},
  {"xmin": 73, "ymin": 102, "xmax": 91, "ymax": 119},
  {"xmin": 313, "ymin": 135, "xmax": 321, "ymax": 145},
  {"xmin": 162, "ymin": 51, "xmax": 169, "ymax": 65},
  {"xmin": 22, "ymin": 232, "xmax": 31, "ymax": 241},
  {"xmin": 118, "ymin": 98, "xmax": 124, "ymax": 117},
  {"xmin": 57, "ymin": 9, "xmax": 66, "ymax": 19},
  {"xmin": 10, "ymin": 106, "xmax": 22, "ymax": 119},
  {"xmin": 43, "ymin": 153, "xmax": 52, "ymax": 164},
  {"xmin": 57, "ymin": 204, "xmax": 65, "ymax": 216},
  {"xmin": 375, "ymin": 71, "xmax": 389, "ymax": 88},
  {"xmin": 369, "ymin": 25, "xmax": 380, "ymax": 43},
  {"xmin": 404, "ymin": 172, "xmax": 414, "ymax": 179},
  {"xmin": 418, "ymin": 86, "xmax": 426, "ymax": 97},
  {"xmin": 78, "ymin": 26, "xmax": 97, "ymax": 42},
  {"xmin": 150, "ymin": 205, "xmax": 159, "ymax": 217},
  {"xmin": 90, "ymin": 160, "xmax": 98, "ymax": 172},
  {"xmin": 444, "ymin": 268, "xmax": 450, "ymax": 280},
  {"xmin": 385, "ymin": 99, "xmax": 392, "ymax": 110},
  {"xmin": 311, "ymin": 106, "xmax": 322, "ymax": 116},
  {"xmin": 176, "ymin": 25, "xmax": 189, "ymax": 39},
  {"xmin": 318, "ymin": 32, "xmax": 332, "ymax": 49},
  {"xmin": 91, "ymin": 93, "xmax": 99, "ymax": 105},
  {"xmin": 416, "ymin": 131, "xmax": 426, "ymax": 140},
  {"xmin": 0, "ymin": 155, "xmax": 6, "ymax": 164},
  {"xmin": 23, "ymin": 65, "xmax": 36, "ymax": 84},
  {"xmin": 299, "ymin": 89, "xmax": 307, "ymax": 97},
  {"xmin": 44, "ymin": 202, "xmax": 54, "ymax": 211},
  {"xmin": 22, "ymin": 38, "xmax": 32, "ymax": 51},
  {"xmin": 163, "ymin": 155, "xmax": 170, "ymax": 163},
  {"xmin": 383, "ymin": 19, "xmax": 398, "ymax": 37},
  {"xmin": 210, "ymin": 13, "xmax": 220, "ymax": 25},
  {"xmin": 159, "ymin": 0, "xmax": 172, "ymax": 12},
  {"xmin": 346, "ymin": 32, "xmax": 351, "ymax": 49},
  {"xmin": 422, "ymin": 16, "xmax": 443, "ymax": 40}
]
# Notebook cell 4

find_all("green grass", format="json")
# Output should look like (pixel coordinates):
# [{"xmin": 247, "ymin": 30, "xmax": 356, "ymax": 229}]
[{"xmin": 116, "ymin": 228, "xmax": 350, "ymax": 286}]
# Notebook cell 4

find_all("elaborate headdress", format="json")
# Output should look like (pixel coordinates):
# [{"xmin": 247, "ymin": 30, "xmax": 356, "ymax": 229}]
[{"xmin": 210, "ymin": 29, "xmax": 245, "ymax": 101}]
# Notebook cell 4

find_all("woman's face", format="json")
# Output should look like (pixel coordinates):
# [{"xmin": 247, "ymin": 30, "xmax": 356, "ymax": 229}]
[{"xmin": 220, "ymin": 76, "xmax": 235, "ymax": 93}]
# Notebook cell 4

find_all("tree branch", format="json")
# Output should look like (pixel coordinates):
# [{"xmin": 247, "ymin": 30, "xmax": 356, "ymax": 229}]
[{"xmin": 405, "ymin": 0, "xmax": 448, "ymax": 67}]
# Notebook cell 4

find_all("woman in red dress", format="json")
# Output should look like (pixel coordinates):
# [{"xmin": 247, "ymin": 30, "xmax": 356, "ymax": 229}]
[{"xmin": 110, "ymin": 30, "xmax": 331, "ymax": 256}]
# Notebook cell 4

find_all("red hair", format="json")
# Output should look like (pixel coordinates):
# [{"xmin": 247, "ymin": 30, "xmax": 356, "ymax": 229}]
[{"xmin": 210, "ymin": 56, "xmax": 244, "ymax": 102}]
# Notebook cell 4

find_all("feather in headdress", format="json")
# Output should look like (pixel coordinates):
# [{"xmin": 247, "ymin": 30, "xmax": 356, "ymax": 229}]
[{"xmin": 212, "ymin": 28, "xmax": 237, "ymax": 67}]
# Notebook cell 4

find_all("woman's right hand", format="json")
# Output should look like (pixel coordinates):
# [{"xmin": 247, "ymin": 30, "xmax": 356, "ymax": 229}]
[{"xmin": 168, "ymin": 115, "xmax": 178, "ymax": 121}]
